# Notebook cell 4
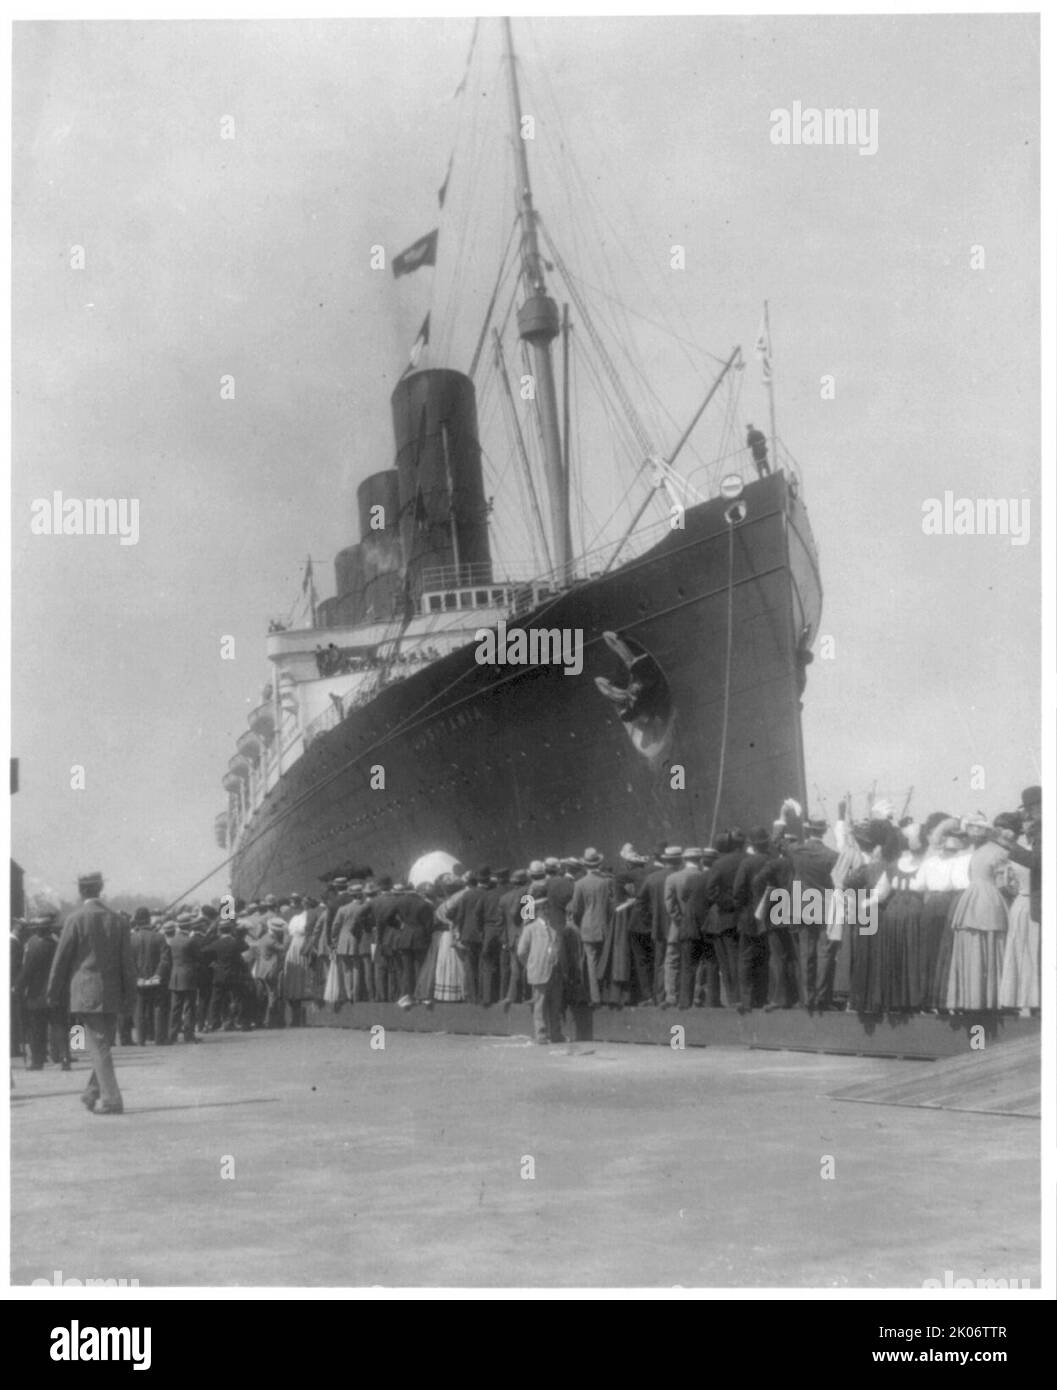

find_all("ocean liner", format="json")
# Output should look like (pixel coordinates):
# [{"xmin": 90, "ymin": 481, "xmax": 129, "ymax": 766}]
[{"xmin": 219, "ymin": 19, "xmax": 823, "ymax": 899}]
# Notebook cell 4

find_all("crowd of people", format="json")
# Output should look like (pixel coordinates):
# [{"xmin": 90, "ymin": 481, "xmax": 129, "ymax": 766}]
[{"xmin": 10, "ymin": 784, "xmax": 1041, "ymax": 1103}]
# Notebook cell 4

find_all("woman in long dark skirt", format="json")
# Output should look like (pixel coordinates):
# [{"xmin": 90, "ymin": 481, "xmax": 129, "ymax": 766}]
[
  {"xmin": 879, "ymin": 827, "xmax": 925, "ymax": 1011},
  {"xmin": 847, "ymin": 819, "xmax": 902, "ymax": 1013}
]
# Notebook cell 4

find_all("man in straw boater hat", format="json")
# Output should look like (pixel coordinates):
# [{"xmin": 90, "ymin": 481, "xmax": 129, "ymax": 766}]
[{"xmin": 46, "ymin": 872, "xmax": 136, "ymax": 1115}]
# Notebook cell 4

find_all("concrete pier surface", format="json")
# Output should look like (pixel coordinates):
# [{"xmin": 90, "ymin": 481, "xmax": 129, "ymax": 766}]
[{"xmin": 10, "ymin": 1030, "xmax": 1038, "ymax": 1290}]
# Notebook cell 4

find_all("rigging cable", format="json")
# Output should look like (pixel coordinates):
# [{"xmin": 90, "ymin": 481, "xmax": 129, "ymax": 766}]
[{"xmin": 708, "ymin": 512, "xmax": 738, "ymax": 847}]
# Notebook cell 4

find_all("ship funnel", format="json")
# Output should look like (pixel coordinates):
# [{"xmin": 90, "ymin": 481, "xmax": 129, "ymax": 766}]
[
  {"xmin": 331, "ymin": 469, "xmax": 405, "ymax": 625},
  {"xmin": 390, "ymin": 368, "xmax": 492, "ymax": 596}
]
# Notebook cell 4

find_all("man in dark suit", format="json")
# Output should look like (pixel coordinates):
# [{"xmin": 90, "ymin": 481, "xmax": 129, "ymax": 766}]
[
  {"xmin": 636, "ymin": 850, "xmax": 675, "ymax": 1005},
  {"xmin": 394, "ymin": 882, "xmax": 434, "ymax": 1007},
  {"xmin": 46, "ymin": 872, "xmax": 136, "ymax": 1114},
  {"xmin": 130, "ymin": 907, "xmax": 165, "ymax": 1044},
  {"xmin": 332, "ymin": 881, "xmax": 365, "ymax": 1004},
  {"xmin": 732, "ymin": 829, "xmax": 773, "ymax": 1011},
  {"xmin": 698, "ymin": 834, "xmax": 745, "ymax": 1008},
  {"xmin": 370, "ymin": 878, "xmax": 402, "ymax": 1004},
  {"xmin": 664, "ymin": 848, "xmax": 709, "ymax": 1009},
  {"xmin": 21, "ymin": 912, "xmax": 70, "ymax": 1070},
  {"xmin": 789, "ymin": 818, "xmax": 838, "ymax": 1008},
  {"xmin": 166, "ymin": 909, "xmax": 202, "ymax": 1043},
  {"xmin": 570, "ymin": 849, "xmax": 615, "ymax": 1006}
]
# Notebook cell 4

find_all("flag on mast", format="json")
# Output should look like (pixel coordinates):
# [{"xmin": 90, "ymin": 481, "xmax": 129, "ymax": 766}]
[
  {"xmin": 392, "ymin": 229, "xmax": 439, "ymax": 278},
  {"xmin": 753, "ymin": 315, "xmax": 772, "ymax": 384}
]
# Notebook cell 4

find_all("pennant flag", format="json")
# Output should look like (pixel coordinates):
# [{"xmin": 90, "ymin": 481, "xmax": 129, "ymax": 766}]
[
  {"xmin": 753, "ymin": 316, "xmax": 772, "ymax": 384},
  {"xmin": 392, "ymin": 229, "xmax": 438, "ymax": 278},
  {"xmin": 438, "ymin": 156, "xmax": 453, "ymax": 209},
  {"xmin": 408, "ymin": 312, "xmax": 430, "ymax": 369}
]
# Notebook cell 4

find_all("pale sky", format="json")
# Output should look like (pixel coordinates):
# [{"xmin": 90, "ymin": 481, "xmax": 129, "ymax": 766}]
[{"xmin": 11, "ymin": 15, "xmax": 1040, "ymax": 901}]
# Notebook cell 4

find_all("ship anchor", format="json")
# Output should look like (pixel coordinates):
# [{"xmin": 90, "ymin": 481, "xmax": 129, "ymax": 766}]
[{"xmin": 594, "ymin": 631, "xmax": 673, "ymax": 760}]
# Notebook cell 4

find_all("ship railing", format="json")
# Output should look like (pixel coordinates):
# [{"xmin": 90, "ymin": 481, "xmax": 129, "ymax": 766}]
[{"xmin": 302, "ymin": 701, "xmax": 342, "ymax": 749}]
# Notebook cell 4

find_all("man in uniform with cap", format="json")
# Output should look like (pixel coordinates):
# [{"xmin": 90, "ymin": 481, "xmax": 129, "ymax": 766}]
[{"xmin": 47, "ymin": 872, "xmax": 136, "ymax": 1114}]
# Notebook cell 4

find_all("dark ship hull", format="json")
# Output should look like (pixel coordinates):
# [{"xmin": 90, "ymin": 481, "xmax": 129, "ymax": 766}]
[{"xmin": 232, "ymin": 470, "xmax": 821, "ymax": 897}]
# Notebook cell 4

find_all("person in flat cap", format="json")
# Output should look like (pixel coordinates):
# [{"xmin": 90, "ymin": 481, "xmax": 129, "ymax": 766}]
[{"xmin": 46, "ymin": 872, "xmax": 136, "ymax": 1113}]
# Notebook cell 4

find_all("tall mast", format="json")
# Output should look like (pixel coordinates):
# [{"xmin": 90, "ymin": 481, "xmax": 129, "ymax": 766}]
[{"xmin": 503, "ymin": 16, "xmax": 572, "ymax": 584}]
